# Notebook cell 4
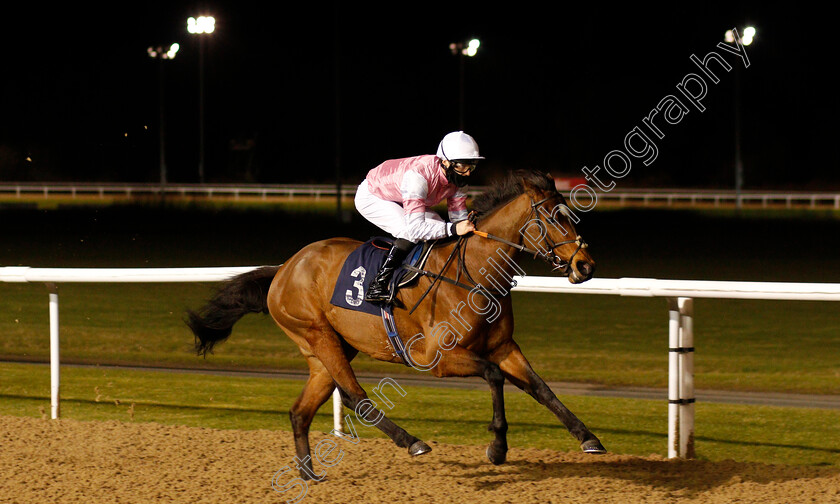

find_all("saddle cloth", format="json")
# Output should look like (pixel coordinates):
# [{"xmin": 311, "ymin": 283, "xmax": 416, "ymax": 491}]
[{"xmin": 329, "ymin": 237, "xmax": 435, "ymax": 316}]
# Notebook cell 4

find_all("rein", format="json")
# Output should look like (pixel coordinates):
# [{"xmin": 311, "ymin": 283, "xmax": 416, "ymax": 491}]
[
  {"xmin": 475, "ymin": 196, "xmax": 588, "ymax": 275},
  {"xmin": 404, "ymin": 194, "xmax": 587, "ymax": 314},
  {"xmin": 405, "ymin": 236, "xmax": 501, "ymax": 315}
]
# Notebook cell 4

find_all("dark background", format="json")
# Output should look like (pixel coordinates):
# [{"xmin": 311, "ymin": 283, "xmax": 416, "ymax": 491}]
[{"xmin": 1, "ymin": 2, "xmax": 835, "ymax": 189}]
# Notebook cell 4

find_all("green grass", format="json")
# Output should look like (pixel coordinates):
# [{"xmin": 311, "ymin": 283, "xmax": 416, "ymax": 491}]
[
  {"xmin": 1, "ymin": 283, "xmax": 838, "ymax": 394},
  {"xmin": 1, "ymin": 362, "xmax": 837, "ymax": 467},
  {"xmin": 0, "ymin": 282, "xmax": 306, "ymax": 370},
  {"xmin": 509, "ymin": 293, "xmax": 840, "ymax": 393}
]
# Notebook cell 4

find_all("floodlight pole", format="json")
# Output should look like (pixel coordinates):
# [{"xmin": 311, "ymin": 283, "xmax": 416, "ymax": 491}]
[
  {"xmin": 188, "ymin": 16, "xmax": 215, "ymax": 184},
  {"xmin": 198, "ymin": 35, "xmax": 206, "ymax": 184},
  {"xmin": 450, "ymin": 39, "xmax": 480, "ymax": 131},
  {"xmin": 158, "ymin": 55, "xmax": 168, "ymax": 186},
  {"xmin": 734, "ymin": 65, "xmax": 743, "ymax": 209},
  {"xmin": 459, "ymin": 51, "xmax": 465, "ymax": 130},
  {"xmin": 148, "ymin": 44, "xmax": 179, "ymax": 189},
  {"xmin": 334, "ymin": 3, "xmax": 342, "ymax": 221},
  {"xmin": 725, "ymin": 27, "xmax": 754, "ymax": 210}
]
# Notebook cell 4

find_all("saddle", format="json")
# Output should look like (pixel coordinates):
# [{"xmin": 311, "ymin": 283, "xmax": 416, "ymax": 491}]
[
  {"xmin": 328, "ymin": 237, "xmax": 440, "ymax": 316},
  {"xmin": 371, "ymin": 237, "xmax": 436, "ymax": 290},
  {"xmin": 331, "ymin": 236, "xmax": 472, "ymax": 365}
]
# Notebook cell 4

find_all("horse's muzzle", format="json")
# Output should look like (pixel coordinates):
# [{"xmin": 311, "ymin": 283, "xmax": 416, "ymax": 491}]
[{"xmin": 569, "ymin": 260, "xmax": 595, "ymax": 284}]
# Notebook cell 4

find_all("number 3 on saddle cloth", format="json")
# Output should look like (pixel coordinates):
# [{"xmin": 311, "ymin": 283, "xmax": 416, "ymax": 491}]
[{"xmin": 329, "ymin": 237, "xmax": 436, "ymax": 363}]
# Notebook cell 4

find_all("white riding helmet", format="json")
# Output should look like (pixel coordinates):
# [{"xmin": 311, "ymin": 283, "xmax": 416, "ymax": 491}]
[{"xmin": 436, "ymin": 131, "xmax": 485, "ymax": 162}]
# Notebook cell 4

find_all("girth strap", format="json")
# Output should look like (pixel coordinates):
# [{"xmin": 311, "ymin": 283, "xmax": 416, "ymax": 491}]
[{"xmin": 381, "ymin": 304, "xmax": 410, "ymax": 366}]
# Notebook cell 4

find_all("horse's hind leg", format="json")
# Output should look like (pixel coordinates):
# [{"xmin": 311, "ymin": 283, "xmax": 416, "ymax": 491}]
[
  {"xmin": 492, "ymin": 342, "xmax": 606, "ymax": 454},
  {"xmin": 304, "ymin": 327, "xmax": 431, "ymax": 457},
  {"xmin": 289, "ymin": 355, "xmax": 343, "ymax": 480}
]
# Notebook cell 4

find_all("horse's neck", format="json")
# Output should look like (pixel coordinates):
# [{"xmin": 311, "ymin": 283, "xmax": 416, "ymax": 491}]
[
  {"xmin": 478, "ymin": 193, "xmax": 531, "ymax": 245},
  {"xmin": 466, "ymin": 194, "xmax": 532, "ymax": 278}
]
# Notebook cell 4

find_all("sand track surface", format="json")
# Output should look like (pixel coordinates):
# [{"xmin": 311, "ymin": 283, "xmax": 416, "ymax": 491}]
[{"xmin": 1, "ymin": 415, "xmax": 838, "ymax": 503}]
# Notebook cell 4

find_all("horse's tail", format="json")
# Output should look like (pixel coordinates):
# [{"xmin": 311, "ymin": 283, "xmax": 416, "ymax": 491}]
[{"xmin": 185, "ymin": 265, "xmax": 281, "ymax": 357}]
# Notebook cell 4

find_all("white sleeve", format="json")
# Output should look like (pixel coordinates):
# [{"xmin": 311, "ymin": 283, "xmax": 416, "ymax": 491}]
[
  {"xmin": 447, "ymin": 187, "xmax": 469, "ymax": 222},
  {"xmin": 400, "ymin": 171, "xmax": 449, "ymax": 242}
]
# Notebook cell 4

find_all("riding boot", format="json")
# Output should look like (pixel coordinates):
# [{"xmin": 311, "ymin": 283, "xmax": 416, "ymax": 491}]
[{"xmin": 365, "ymin": 238, "xmax": 414, "ymax": 304}]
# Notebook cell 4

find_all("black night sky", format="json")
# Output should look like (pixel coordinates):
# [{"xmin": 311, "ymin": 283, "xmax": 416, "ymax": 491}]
[{"xmin": 0, "ymin": 2, "xmax": 836, "ymax": 189}]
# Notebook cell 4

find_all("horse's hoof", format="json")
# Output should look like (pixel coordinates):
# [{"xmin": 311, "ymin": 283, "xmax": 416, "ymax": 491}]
[
  {"xmin": 581, "ymin": 439, "xmax": 607, "ymax": 454},
  {"xmin": 486, "ymin": 444, "xmax": 507, "ymax": 465},
  {"xmin": 408, "ymin": 440, "xmax": 432, "ymax": 457}
]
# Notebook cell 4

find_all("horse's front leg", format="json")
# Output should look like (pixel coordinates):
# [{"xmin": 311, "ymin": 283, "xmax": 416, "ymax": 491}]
[
  {"xmin": 490, "ymin": 342, "xmax": 606, "ymax": 454},
  {"xmin": 428, "ymin": 346, "xmax": 509, "ymax": 464}
]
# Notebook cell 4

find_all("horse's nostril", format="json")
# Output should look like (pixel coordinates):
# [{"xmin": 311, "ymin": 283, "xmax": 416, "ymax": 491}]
[{"xmin": 577, "ymin": 261, "xmax": 593, "ymax": 277}]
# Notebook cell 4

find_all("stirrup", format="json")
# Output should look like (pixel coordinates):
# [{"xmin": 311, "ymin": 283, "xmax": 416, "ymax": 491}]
[
  {"xmin": 365, "ymin": 287, "xmax": 399, "ymax": 305},
  {"xmin": 364, "ymin": 240, "xmax": 412, "ymax": 304},
  {"xmin": 364, "ymin": 278, "xmax": 394, "ymax": 304}
]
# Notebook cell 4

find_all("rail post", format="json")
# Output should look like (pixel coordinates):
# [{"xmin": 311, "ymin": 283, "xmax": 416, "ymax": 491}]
[
  {"xmin": 667, "ymin": 297, "xmax": 680, "ymax": 458},
  {"xmin": 332, "ymin": 388, "xmax": 345, "ymax": 435},
  {"xmin": 47, "ymin": 282, "xmax": 60, "ymax": 419},
  {"xmin": 668, "ymin": 296, "xmax": 696, "ymax": 458},
  {"xmin": 678, "ymin": 297, "xmax": 695, "ymax": 458}
]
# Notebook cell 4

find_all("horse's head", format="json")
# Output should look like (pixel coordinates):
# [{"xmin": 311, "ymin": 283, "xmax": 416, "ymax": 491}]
[{"xmin": 517, "ymin": 171, "xmax": 595, "ymax": 284}]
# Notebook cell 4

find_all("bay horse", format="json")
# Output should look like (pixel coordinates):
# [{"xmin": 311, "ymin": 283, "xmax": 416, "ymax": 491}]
[{"xmin": 186, "ymin": 169, "xmax": 606, "ymax": 479}]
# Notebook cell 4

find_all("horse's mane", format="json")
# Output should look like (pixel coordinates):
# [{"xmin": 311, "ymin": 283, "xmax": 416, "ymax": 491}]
[{"xmin": 471, "ymin": 169, "xmax": 557, "ymax": 218}]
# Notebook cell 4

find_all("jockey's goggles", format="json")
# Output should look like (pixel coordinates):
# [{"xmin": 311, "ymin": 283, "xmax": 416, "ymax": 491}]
[{"xmin": 452, "ymin": 161, "xmax": 478, "ymax": 173}]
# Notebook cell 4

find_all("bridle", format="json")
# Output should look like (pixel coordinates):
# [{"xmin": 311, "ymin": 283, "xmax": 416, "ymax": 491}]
[{"xmin": 473, "ymin": 194, "xmax": 588, "ymax": 279}]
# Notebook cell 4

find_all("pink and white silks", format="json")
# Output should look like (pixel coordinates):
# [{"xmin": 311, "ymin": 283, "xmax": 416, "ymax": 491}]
[{"xmin": 355, "ymin": 154, "xmax": 468, "ymax": 243}]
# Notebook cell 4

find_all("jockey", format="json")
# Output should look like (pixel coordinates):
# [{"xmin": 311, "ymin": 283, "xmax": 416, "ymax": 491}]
[{"xmin": 355, "ymin": 131, "xmax": 482, "ymax": 303}]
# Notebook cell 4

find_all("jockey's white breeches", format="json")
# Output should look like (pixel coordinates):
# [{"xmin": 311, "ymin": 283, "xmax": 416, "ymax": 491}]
[{"xmin": 354, "ymin": 180, "xmax": 444, "ymax": 243}]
